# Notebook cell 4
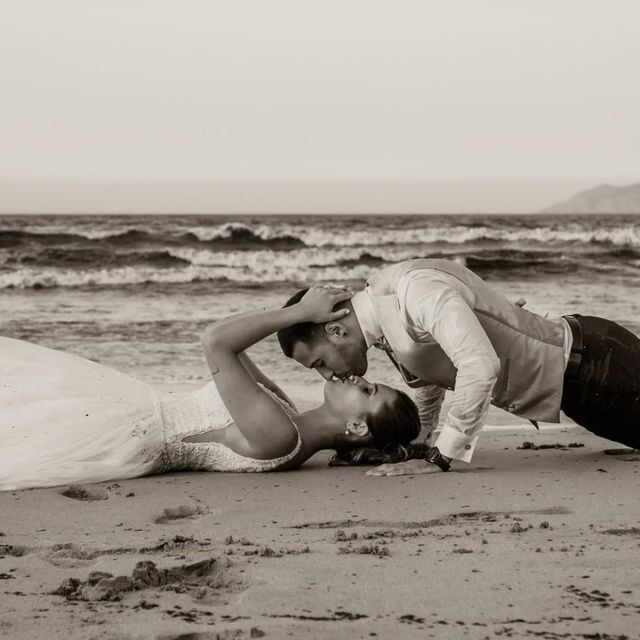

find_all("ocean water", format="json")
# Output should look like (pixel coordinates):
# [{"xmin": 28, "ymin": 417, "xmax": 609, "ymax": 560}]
[{"xmin": 1, "ymin": 214, "xmax": 639, "ymax": 409}]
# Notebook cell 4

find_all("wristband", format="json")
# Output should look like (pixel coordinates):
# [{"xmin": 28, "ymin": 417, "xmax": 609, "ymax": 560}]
[{"xmin": 425, "ymin": 446, "xmax": 451, "ymax": 472}]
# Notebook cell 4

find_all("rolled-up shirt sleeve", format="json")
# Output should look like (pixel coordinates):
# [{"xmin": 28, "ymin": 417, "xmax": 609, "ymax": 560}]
[{"xmin": 402, "ymin": 273, "xmax": 500, "ymax": 463}]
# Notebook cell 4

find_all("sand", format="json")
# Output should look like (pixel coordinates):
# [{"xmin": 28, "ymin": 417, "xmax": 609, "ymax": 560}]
[{"xmin": 1, "ymin": 420, "xmax": 639, "ymax": 639}]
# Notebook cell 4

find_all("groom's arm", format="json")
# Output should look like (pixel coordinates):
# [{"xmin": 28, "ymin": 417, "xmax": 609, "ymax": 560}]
[
  {"xmin": 401, "ymin": 271, "xmax": 500, "ymax": 464},
  {"xmin": 413, "ymin": 385, "xmax": 446, "ymax": 443}
]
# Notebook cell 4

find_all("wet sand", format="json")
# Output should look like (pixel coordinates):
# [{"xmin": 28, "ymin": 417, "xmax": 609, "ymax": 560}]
[{"xmin": 1, "ymin": 425, "xmax": 639, "ymax": 640}]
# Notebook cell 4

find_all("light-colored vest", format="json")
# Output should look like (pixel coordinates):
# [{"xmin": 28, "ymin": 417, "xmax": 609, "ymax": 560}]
[{"xmin": 367, "ymin": 259, "xmax": 566, "ymax": 422}]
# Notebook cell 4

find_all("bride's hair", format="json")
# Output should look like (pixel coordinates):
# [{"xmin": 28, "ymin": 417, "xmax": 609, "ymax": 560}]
[
  {"xmin": 332, "ymin": 387, "xmax": 421, "ymax": 466},
  {"xmin": 329, "ymin": 442, "xmax": 432, "ymax": 467},
  {"xmin": 366, "ymin": 387, "xmax": 420, "ymax": 450}
]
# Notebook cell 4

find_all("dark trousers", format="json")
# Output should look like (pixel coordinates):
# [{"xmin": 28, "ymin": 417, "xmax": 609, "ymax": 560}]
[{"xmin": 561, "ymin": 315, "xmax": 640, "ymax": 449}]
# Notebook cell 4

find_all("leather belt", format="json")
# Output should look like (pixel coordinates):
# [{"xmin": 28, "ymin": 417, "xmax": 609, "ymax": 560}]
[{"xmin": 563, "ymin": 315, "xmax": 583, "ymax": 380}]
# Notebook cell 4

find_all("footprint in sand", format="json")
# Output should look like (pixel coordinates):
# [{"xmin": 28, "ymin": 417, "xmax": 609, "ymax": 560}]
[
  {"xmin": 291, "ymin": 506, "xmax": 572, "ymax": 531},
  {"xmin": 39, "ymin": 543, "xmax": 101, "ymax": 568},
  {"xmin": 153, "ymin": 505, "xmax": 208, "ymax": 524},
  {"xmin": 60, "ymin": 484, "xmax": 109, "ymax": 501},
  {"xmin": 156, "ymin": 635, "xmax": 235, "ymax": 640},
  {"xmin": 0, "ymin": 544, "xmax": 31, "ymax": 557},
  {"xmin": 51, "ymin": 556, "xmax": 239, "ymax": 603}
]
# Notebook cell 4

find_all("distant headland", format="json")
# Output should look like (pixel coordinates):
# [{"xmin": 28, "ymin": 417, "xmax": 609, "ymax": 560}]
[{"xmin": 541, "ymin": 183, "xmax": 640, "ymax": 214}]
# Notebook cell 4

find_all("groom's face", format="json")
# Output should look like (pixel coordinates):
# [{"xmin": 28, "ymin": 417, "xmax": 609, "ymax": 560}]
[{"xmin": 291, "ymin": 333, "xmax": 368, "ymax": 381}]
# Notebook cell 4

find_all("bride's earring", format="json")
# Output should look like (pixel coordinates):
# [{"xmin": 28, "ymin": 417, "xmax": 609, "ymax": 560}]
[{"xmin": 345, "ymin": 429, "xmax": 350, "ymax": 435}]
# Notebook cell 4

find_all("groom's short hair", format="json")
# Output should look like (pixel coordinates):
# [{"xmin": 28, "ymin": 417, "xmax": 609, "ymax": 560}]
[{"xmin": 277, "ymin": 288, "xmax": 327, "ymax": 358}]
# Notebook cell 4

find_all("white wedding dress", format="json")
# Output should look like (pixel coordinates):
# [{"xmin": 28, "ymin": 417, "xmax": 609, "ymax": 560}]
[{"xmin": 0, "ymin": 337, "xmax": 301, "ymax": 491}]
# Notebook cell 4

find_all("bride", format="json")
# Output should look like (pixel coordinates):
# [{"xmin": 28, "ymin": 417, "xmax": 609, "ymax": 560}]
[{"xmin": 0, "ymin": 286, "xmax": 420, "ymax": 490}]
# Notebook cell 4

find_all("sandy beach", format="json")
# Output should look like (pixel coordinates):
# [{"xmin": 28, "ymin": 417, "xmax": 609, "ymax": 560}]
[{"xmin": 1, "ymin": 420, "xmax": 638, "ymax": 640}]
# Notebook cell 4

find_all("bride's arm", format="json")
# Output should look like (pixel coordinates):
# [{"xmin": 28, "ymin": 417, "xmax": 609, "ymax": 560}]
[
  {"xmin": 203, "ymin": 288, "xmax": 351, "ymax": 354},
  {"xmin": 200, "ymin": 288, "xmax": 351, "ymax": 459},
  {"xmin": 238, "ymin": 351, "xmax": 297, "ymax": 412}
]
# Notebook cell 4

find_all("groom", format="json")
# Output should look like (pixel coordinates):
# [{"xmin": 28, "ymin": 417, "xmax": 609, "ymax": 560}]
[{"xmin": 277, "ymin": 258, "xmax": 640, "ymax": 475}]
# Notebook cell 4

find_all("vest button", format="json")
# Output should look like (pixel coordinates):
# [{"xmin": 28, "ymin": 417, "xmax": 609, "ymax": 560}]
[{"xmin": 464, "ymin": 444, "xmax": 472, "ymax": 450}]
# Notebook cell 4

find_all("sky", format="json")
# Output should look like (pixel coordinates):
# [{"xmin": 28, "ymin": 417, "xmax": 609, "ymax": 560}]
[{"xmin": 1, "ymin": 1, "xmax": 639, "ymax": 213}]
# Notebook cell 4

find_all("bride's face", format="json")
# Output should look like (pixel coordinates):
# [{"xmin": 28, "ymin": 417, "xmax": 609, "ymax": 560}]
[{"xmin": 323, "ymin": 375, "xmax": 395, "ymax": 420}]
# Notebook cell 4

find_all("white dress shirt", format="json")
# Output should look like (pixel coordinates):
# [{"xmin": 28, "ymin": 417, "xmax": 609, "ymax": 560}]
[{"xmin": 352, "ymin": 270, "xmax": 572, "ymax": 464}]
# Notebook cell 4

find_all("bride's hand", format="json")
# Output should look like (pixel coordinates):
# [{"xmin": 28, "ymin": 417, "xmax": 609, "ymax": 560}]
[{"xmin": 298, "ymin": 285, "xmax": 353, "ymax": 323}]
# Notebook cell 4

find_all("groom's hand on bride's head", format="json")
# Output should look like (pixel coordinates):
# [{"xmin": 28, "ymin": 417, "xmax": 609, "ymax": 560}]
[{"xmin": 365, "ymin": 460, "xmax": 444, "ymax": 477}]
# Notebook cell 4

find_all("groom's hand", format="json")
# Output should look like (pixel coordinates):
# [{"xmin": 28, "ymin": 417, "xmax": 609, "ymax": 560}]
[
  {"xmin": 299, "ymin": 285, "xmax": 353, "ymax": 323},
  {"xmin": 366, "ymin": 460, "xmax": 444, "ymax": 477}
]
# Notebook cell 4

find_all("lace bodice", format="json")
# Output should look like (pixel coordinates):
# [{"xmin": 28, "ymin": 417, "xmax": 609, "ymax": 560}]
[{"xmin": 156, "ymin": 381, "xmax": 301, "ymax": 473}]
